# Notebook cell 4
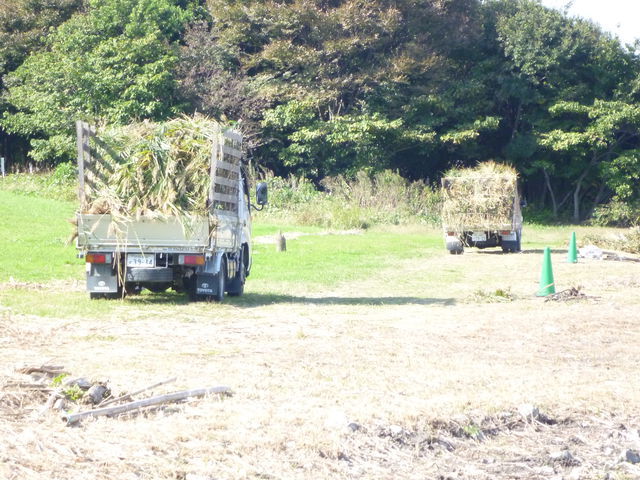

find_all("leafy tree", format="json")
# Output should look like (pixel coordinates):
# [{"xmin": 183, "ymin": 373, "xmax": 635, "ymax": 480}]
[
  {"xmin": 0, "ymin": 0, "xmax": 83, "ymax": 167},
  {"xmin": 491, "ymin": 0, "xmax": 639, "ymax": 219},
  {"xmin": 3, "ymin": 0, "xmax": 640, "ymax": 225},
  {"xmin": 1, "ymin": 0, "xmax": 199, "ymax": 164},
  {"xmin": 177, "ymin": 20, "xmax": 267, "ymax": 152},
  {"xmin": 541, "ymin": 100, "xmax": 640, "ymax": 221},
  {"xmin": 181, "ymin": 0, "xmax": 488, "ymax": 178},
  {"xmin": 0, "ymin": 0, "xmax": 83, "ymax": 77}
]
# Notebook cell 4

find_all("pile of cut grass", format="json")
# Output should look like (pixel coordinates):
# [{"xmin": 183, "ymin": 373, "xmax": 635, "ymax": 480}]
[
  {"xmin": 441, "ymin": 161, "xmax": 518, "ymax": 232},
  {"xmin": 582, "ymin": 226, "xmax": 640, "ymax": 254},
  {"xmin": 86, "ymin": 115, "xmax": 230, "ymax": 219}
]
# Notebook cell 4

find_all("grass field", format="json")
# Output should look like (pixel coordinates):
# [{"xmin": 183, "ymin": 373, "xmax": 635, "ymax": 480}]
[
  {"xmin": 2, "ymin": 185, "xmax": 640, "ymax": 480},
  {"xmin": 0, "ymin": 190, "xmax": 80, "ymax": 282}
]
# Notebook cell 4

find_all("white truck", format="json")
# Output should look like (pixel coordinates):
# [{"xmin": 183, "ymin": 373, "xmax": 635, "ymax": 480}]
[
  {"xmin": 441, "ymin": 166, "xmax": 523, "ymax": 254},
  {"xmin": 75, "ymin": 121, "xmax": 267, "ymax": 300}
]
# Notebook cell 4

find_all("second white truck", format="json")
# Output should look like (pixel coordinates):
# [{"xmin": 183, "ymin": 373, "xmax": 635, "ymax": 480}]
[{"xmin": 441, "ymin": 162, "xmax": 523, "ymax": 254}]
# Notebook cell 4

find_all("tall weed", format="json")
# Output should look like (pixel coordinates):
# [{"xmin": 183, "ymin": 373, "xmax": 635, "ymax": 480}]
[
  {"xmin": 0, "ymin": 166, "xmax": 77, "ymax": 202},
  {"xmin": 256, "ymin": 169, "xmax": 442, "ymax": 229}
]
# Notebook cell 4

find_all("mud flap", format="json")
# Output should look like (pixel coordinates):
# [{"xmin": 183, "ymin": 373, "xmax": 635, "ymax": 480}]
[
  {"xmin": 195, "ymin": 273, "xmax": 223, "ymax": 296},
  {"xmin": 87, "ymin": 263, "xmax": 119, "ymax": 293},
  {"xmin": 445, "ymin": 234, "xmax": 463, "ymax": 252}
]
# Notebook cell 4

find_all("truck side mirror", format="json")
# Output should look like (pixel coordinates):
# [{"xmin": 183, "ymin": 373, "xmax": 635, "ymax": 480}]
[{"xmin": 256, "ymin": 182, "xmax": 268, "ymax": 206}]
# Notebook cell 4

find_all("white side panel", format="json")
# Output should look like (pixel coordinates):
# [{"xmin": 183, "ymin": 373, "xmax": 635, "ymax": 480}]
[{"xmin": 77, "ymin": 214, "xmax": 211, "ymax": 251}]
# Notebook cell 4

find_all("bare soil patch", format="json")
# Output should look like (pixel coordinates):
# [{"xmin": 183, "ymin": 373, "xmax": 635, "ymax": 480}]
[{"xmin": 1, "ymin": 245, "xmax": 640, "ymax": 479}]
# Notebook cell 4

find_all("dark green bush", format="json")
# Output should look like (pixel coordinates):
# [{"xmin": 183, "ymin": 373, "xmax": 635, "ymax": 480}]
[{"xmin": 591, "ymin": 198, "xmax": 640, "ymax": 227}]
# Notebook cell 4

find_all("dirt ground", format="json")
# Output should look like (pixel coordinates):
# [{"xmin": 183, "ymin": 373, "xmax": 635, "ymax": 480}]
[{"xmin": 1, "ymin": 242, "xmax": 640, "ymax": 480}]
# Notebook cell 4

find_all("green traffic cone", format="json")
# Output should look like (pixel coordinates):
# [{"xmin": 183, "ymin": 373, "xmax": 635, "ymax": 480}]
[
  {"xmin": 567, "ymin": 231, "xmax": 578, "ymax": 263},
  {"xmin": 537, "ymin": 247, "xmax": 555, "ymax": 296}
]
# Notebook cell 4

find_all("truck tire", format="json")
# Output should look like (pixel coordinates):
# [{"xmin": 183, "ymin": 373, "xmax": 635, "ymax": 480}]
[
  {"xmin": 226, "ymin": 251, "xmax": 245, "ymax": 297},
  {"xmin": 185, "ymin": 274, "xmax": 198, "ymax": 301},
  {"xmin": 214, "ymin": 257, "xmax": 227, "ymax": 302},
  {"xmin": 448, "ymin": 247, "xmax": 463, "ymax": 255}
]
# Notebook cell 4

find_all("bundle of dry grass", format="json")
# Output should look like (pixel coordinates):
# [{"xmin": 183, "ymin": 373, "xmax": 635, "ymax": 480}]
[
  {"xmin": 441, "ymin": 162, "xmax": 519, "ymax": 231},
  {"xmin": 83, "ymin": 115, "xmax": 231, "ymax": 219}
]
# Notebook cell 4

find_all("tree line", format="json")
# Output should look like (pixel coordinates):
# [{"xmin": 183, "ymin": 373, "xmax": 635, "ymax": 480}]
[{"xmin": 1, "ymin": 0, "xmax": 639, "ymax": 223}]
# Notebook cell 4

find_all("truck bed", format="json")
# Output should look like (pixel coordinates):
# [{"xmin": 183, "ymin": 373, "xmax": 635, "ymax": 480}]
[{"xmin": 77, "ymin": 213, "xmax": 238, "ymax": 252}]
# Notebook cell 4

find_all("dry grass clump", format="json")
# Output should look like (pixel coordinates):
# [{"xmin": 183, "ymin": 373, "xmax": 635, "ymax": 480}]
[
  {"xmin": 84, "ymin": 115, "xmax": 229, "ymax": 219},
  {"xmin": 582, "ymin": 226, "xmax": 640, "ymax": 254},
  {"xmin": 441, "ymin": 161, "xmax": 518, "ymax": 232}
]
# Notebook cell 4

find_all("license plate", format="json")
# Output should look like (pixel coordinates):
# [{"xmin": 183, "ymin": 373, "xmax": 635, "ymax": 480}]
[
  {"xmin": 471, "ymin": 232, "xmax": 487, "ymax": 242},
  {"xmin": 127, "ymin": 254, "xmax": 155, "ymax": 268}
]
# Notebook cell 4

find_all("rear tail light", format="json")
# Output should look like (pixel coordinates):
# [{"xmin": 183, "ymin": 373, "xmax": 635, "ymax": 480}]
[
  {"xmin": 500, "ymin": 230, "xmax": 512, "ymax": 235},
  {"xmin": 446, "ymin": 232, "xmax": 455, "ymax": 236},
  {"xmin": 179, "ymin": 255, "xmax": 205, "ymax": 266},
  {"xmin": 86, "ymin": 253, "xmax": 111, "ymax": 264}
]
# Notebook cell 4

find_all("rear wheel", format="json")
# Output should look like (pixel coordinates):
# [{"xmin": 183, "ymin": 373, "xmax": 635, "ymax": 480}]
[
  {"xmin": 448, "ymin": 247, "xmax": 463, "ymax": 255},
  {"xmin": 214, "ymin": 257, "xmax": 227, "ymax": 302},
  {"xmin": 227, "ymin": 251, "xmax": 245, "ymax": 297},
  {"xmin": 185, "ymin": 274, "xmax": 198, "ymax": 301}
]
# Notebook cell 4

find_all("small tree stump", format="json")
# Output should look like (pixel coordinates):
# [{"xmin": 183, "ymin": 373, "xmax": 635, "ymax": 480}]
[{"xmin": 276, "ymin": 231, "xmax": 287, "ymax": 252}]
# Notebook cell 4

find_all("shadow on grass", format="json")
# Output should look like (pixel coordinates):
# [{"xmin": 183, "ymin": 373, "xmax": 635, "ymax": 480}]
[
  {"xmin": 123, "ymin": 291, "xmax": 189, "ymax": 305},
  {"xmin": 475, "ymin": 248, "xmax": 568, "ymax": 255},
  {"xmin": 123, "ymin": 291, "xmax": 456, "ymax": 307},
  {"xmin": 519, "ymin": 248, "xmax": 568, "ymax": 255},
  {"xmin": 229, "ymin": 293, "xmax": 456, "ymax": 307}
]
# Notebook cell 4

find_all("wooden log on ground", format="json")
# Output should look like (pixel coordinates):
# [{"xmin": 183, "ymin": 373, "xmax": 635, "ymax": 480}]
[
  {"xmin": 602, "ymin": 250, "xmax": 640, "ymax": 262},
  {"xmin": 63, "ymin": 385, "xmax": 232, "ymax": 425}
]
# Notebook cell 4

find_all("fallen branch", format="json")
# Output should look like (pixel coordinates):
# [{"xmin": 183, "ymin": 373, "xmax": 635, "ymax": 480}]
[
  {"xmin": 602, "ymin": 251, "xmax": 640, "ymax": 262},
  {"xmin": 4, "ymin": 382, "xmax": 55, "ymax": 392},
  {"xmin": 97, "ymin": 377, "xmax": 177, "ymax": 407},
  {"xmin": 63, "ymin": 385, "xmax": 232, "ymax": 425},
  {"xmin": 16, "ymin": 365, "xmax": 67, "ymax": 376},
  {"xmin": 545, "ymin": 287, "xmax": 597, "ymax": 302}
]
